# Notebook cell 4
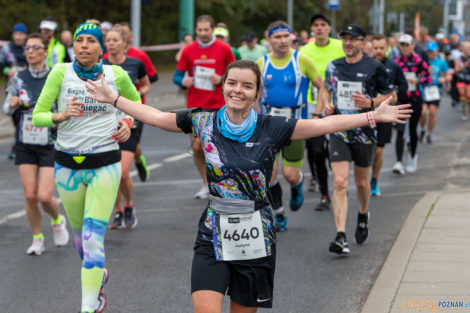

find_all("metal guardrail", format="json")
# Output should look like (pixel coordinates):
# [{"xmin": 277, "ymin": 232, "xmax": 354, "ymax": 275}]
[{"xmin": 0, "ymin": 40, "xmax": 182, "ymax": 52}]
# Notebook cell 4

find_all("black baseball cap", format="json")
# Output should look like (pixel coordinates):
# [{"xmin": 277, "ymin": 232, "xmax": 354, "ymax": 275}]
[
  {"xmin": 243, "ymin": 31, "xmax": 257, "ymax": 42},
  {"xmin": 339, "ymin": 24, "xmax": 366, "ymax": 38},
  {"xmin": 310, "ymin": 14, "xmax": 331, "ymax": 25}
]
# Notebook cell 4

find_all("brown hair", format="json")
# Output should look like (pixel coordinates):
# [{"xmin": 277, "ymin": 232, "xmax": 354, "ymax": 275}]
[
  {"xmin": 223, "ymin": 60, "xmax": 262, "ymax": 92},
  {"xmin": 372, "ymin": 34, "xmax": 387, "ymax": 42},
  {"xmin": 26, "ymin": 32, "xmax": 48, "ymax": 48},
  {"xmin": 107, "ymin": 24, "xmax": 127, "ymax": 42},
  {"xmin": 196, "ymin": 15, "xmax": 215, "ymax": 28},
  {"xmin": 267, "ymin": 20, "xmax": 289, "ymax": 34}
]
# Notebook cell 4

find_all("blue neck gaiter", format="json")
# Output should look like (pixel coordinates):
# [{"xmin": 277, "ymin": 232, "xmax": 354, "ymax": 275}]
[
  {"xmin": 217, "ymin": 105, "xmax": 257, "ymax": 143},
  {"xmin": 73, "ymin": 59, "xmax": 103, "ymax": 81}
]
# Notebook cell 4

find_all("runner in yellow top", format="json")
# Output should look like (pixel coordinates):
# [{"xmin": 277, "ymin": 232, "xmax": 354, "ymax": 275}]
[
  {"xmin": 299, "ymin": 14, "xmax": 345, "ymax": 211},
  {"xmin": 256, "ymin": 20, "xmax": 325, "ymax": 231}
]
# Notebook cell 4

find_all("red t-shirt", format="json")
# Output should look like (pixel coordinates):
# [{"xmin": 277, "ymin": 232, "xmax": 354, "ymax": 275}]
[
  {"xmin": 103, "ymin": 46, "xmax": 157, "ymax": 104},
  {"xmin": 177, "ymin": 39, "xmax": 235, "ymax": 109}
]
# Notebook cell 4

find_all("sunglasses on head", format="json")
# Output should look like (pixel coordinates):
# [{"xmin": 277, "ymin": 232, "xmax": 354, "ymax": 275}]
[{"xmin": 24, "ymin": 45, "xmax": 45, "ymax": 51}]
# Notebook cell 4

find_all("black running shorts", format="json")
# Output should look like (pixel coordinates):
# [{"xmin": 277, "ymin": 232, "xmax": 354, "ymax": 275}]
[
  {"xmin": 15, "ymin": 143, "xmax": 54, "ymax": 167},
  {"xmin": 191, "ymin": 244, "xmax": 276, "ymax": 308},
  {"xmin": 376, "ymin": 122, "xmax": 393, "ymax": 147},
  {"xmin": 328, "ymin": 135, "xmax": 375, "ymax": 167},
  {"xmin": 119, "ymin": 124, "xmax": 143, "ymax": 152}
]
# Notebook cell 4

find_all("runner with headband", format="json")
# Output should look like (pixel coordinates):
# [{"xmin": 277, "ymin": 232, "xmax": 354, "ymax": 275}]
[
  {"xmin": 257, "ymin": 20, "xmax": 325, "ymax": 232},
  {"xmin": 33, "ymin": 22, "xmax": 140, "ymax": 313},
  {"xmin": 86, "ymin": 59, "xmax": 411, "ymax": 313}
]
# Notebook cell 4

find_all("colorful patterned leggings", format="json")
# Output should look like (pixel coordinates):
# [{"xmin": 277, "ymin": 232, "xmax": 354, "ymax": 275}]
[{"xmin": 54, "ymin": 162, "xmax": 121, "ymax": 312}]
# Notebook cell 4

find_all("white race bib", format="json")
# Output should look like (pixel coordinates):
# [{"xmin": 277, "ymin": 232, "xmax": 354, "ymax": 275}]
[
  {"xmin": 424, "ymin": 85, "xmax": 440, "ymax": 102},
  {"xmin": 404, "ymin": 72, "xmax": 417, "ymax": 92},
  {"xmin": 336, "ymin": 81, "xmax": 362, "ymax": 110},
  {"xmin": 219, "ymin": 211, "xmax": 267, "ymax": 261},
  {"xmin": 194, "ymin": 66, "xmax": 215, "ymax": 91},
  {"xmin": 268, "ymin": 107, "xmax": 292, "ymax": 118},
  {"xmin": 21, "ymin": 112, "xmax": 48, "ymax": 145}
]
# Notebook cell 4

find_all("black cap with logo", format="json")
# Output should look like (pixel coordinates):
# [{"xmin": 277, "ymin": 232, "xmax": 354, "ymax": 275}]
[{"xmin": 339, "ymin": 24, "xmax": 366, "ymax": 38}]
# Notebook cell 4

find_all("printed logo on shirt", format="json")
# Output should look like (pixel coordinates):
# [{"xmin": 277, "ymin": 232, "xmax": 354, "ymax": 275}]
[
  {"xmin": 356, "ymin": 73, "xmax": 367, "ymax": 78},
  {"xmin": 201, "ymin": 54, "xmax": 207, "ymax": 59},
  {"xmin": 194, "ymin": 59, "xmax": 216, "ymax": 65},
  {"xmin": 246, "ymin": 142, "xmax": 260, "ymax": 147},
  {"xmin": 266, "ymin": 74, "xmax": 272, "ymax": 80}
]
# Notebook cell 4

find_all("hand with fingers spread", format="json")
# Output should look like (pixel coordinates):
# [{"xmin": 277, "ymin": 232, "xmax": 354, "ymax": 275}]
[
  {"xmin": 86, "ymin": 77, "xmax": 118, "ymax": 106},
  {"xmin": 374, "ymin": 96, "xmax": 412, "ymax": 124},
  {"xmin": 52, "ymin": 95, "xmax": 84, "ymax": 123}
]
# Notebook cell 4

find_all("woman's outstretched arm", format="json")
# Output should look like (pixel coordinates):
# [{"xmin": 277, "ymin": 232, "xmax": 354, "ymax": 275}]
[
  {"xmin": 291, "ymin": 97, "xmax": 412, "ymax": 140},
  {"xmin": 86, "ymin": 77, "xmax": 181, "ymax": 133}
]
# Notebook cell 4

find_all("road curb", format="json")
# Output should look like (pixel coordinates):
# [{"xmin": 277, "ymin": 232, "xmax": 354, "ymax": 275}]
[{"xmin": 360, "ymin": 191, "xmax": 442, "ymax": 313}]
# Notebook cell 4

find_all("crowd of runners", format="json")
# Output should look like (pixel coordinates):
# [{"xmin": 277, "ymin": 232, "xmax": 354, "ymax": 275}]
[{"xmin": 0, "ymin": 12, "xmax": 465, "ymax": 313}]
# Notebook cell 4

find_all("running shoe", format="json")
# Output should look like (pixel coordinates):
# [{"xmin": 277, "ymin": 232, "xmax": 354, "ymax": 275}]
[
  {"xmin": 289, "ymin": 174, "xmax": 304, "ymax": 212},
  {"xmin": 52, "ymin": 214, "xmax": 70, "ymax": 246},
  {"xmin": 124, "ymin": 205, "xmax": 138, "ymax": 229},
  {"xmin": 308, "ymin": 178, "xmax": 318, "ymax": 192},
  {"xmin": 94, "ymin": 268, "xmax": 109, "ymax": 313},
  {"xmin": 392, "ymin": 162, "xmax": 405, "ymax": 175},
  {"xmin": 426, "ymin": 134, "xmax": 433, "ymax": 144},
  {"xmin": 26, "ymin": 237, "xmax": 45, "ymax": 255},
  {"xmin": 329, "ymin": 233, "xmax": 350, "ymax": 254},
  {"xmin": 194, "ymin": 185, "xmax": 210, "ymax": 199},
  {"xmin": 135, "ymin": 155, "xmax": 150, "ymax": 182},
  {"xmin": 406, "ymin": 154, "xmax": 418, "ymax": 173},
  {"xmin": 419, "ymin": 129, "xmax": 426, "ymax": 143},
  {"xmin": 314, "ymin": 195, "xmax": 330, "ymax": 211},
  {"xmin": 370, "ymin": 179, "xmax": 381, "ymax": 196},
  {"xmin": 110, "ymin": 211, "xmax": 124, "ymax": 229},
  {"xmin": 274, "ymin": 213, "xmax": 287, "ymax": 232},
  {"xmin": 355, "ymin": 211, "xmax": 370, "ymax": 245}
]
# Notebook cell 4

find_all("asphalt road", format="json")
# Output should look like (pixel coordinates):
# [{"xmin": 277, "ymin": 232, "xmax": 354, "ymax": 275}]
[{"xmin": 0, "ymin": 95, "xmax": 469, "ymax": 313}]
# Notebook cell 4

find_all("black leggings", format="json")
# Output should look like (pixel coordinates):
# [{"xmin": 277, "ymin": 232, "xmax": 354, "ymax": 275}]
[
  {"xmin": 395, "ymin": 98, "xmax": 422, "ymax": 161},
  {"xmin": 408, "ymin": 98, "xmax": 423, "ymax": 158},
  {"xmin": 305, "ymin": 135, "xmax": 329, "ymax": 196}
]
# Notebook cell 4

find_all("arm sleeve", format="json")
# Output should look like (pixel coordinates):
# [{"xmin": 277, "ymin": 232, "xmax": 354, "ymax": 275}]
[
  {"xmin": 32, "ymin": 64, "xmax": 66, "ymax": 127},
  {"xmin": 3, "ymin": 74, "xmax": 19, "ymax": 115},
  {"xmin": 324, "ymin": 62, "xmax": 334, "ymax": 92},
  {"xmin": 298, "ymin": 53, "xmax": 320, "ymax": 82},
  {"xmin": 419, "ymin": 60, "xmax": 433, "ymax": 85},
  {"xmin": 113, "ymin": 65, "xmax": 141, "ymax": 103},
  {"xmin": 173, "ymin": 69, "xmax": 185, "ymax": 87},
  {"xmin": 395, "ymin": 64, "xmax": 409, "ymax": 103}
]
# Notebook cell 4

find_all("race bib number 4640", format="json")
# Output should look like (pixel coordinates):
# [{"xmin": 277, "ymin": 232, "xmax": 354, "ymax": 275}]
[
  {"xmin": 336, "ymin": 81, "xmax": 362, "ymax": 110},
  {"xmin": 219, "ymin": 211, "xmax": 267, "ymax": 261}
]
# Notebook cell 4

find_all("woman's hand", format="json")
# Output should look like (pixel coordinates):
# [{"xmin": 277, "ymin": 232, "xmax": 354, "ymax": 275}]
[
  {"xmin": 324, "ymin": 102, "xmax": 335, "ymax": 116},
  {"xmin": 86, "ymin": 77, "xmax": 118, "ymax": 105},
  {"xmin": 374, "ymin": 96, "xmax": 412, "ymax": 124},
  {"xmin": 53, "ymin": 96, "xmax": 83, "ymax": 123},
  {"xmin": 112, "ymin": 119, "xmax": 131, "ymax": 142}
]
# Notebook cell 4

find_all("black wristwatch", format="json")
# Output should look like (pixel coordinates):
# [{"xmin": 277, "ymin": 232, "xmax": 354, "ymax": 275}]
[
  {"xmin": 370, "ymin": 98, "xmax": 374, "ymax": 109},
  {"xmin": 312, "ymin": 113, "xmax": 323, "ymax": 118}
]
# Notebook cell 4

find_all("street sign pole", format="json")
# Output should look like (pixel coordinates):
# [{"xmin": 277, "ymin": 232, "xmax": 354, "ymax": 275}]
[
  {"xmin": 131, "ymin": 0, "xmax": 141, "ymax": 47},
  {"xmin": 327, "ymin": 0, "xmax": 340, "ymax": 33}
]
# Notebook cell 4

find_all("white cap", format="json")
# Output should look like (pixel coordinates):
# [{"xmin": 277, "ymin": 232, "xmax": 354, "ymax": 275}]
[
  {"xmin": 399, "ymin": 34, "xmax": 413, "ymax": 45},
  {"xmin": 39, "ymin": 20, "xmax": 58, "ymax": 31},
  {"xmin": 435, "ymin": 33, "xmax": 445, "ymax": 40},
  {"xmin": 101, "ymin": 21, "xmax": 113, "ymax": 31}
]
